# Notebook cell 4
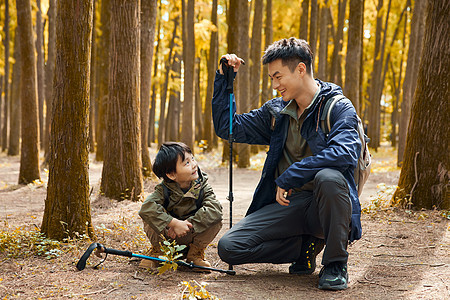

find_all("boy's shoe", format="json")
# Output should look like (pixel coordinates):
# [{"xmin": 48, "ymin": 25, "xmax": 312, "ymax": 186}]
[
  {"xmin": 186, "ymin": 243, "xmax": 211, "ymax": 273},
  {"xmin": 318, "ymin": 261, "xmax": 348, "ymax": 290},
  {"xmin": 139, "ymin": 247, "xmax": 164, "ymax": 269},
  {"xmin": 289, "ymin": 235, "xmax": 325, "ymax": 275}
]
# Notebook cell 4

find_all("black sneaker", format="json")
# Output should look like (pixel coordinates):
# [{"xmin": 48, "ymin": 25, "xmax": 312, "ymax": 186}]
[
  {"xmin": 318, "ymin": 261, "xmax": 348, "ymax": 290},
  {"xmin": 289, "ymin": 235, "xmax": 325, "ymax": 275}
]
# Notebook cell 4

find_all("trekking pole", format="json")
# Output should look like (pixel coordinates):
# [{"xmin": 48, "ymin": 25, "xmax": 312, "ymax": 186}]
[
  {"xmin": 219, "ymin": 57, "xmax": 243, "ymax": 271},
  {"xmin": 76, "ymin": 242, "xmax": 236, "ymax": 275}
]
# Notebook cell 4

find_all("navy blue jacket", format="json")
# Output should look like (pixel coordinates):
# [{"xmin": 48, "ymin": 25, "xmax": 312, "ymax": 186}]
[{"xmin": 212, "ymin": 71, "xmax": 362, "ymax": 242}]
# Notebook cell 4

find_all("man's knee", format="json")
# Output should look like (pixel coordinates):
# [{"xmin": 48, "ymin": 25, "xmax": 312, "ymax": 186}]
[
  {"xmin": 314, "ymin": 168, "xmax": 348, "ymax": 196},
  {"xmin": 217, "ymin": 234, "xmax": 233, "ymax": 264}
]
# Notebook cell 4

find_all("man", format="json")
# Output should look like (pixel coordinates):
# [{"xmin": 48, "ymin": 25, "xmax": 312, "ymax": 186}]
[{"xmin": 212, "ymin": 38, "xmax": 362, "ymax": 290}]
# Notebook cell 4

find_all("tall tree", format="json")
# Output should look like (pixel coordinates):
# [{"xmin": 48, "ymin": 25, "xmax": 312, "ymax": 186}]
[
  {"xmin": 95, "ymin": 0, "xmax": 111, "ymax": 161},
  {"xmin": 36, "ymin": 0, "xmax": 45, "ymax": 150},
  {"xmin": 8, "ymin": 27, "xmax": 21, "ymax": 156},
  {"xmin": 16, "ymin": 0, "xmax": 41, "ymax": 184},
  {"xmin": 309, "ymin": 0, "xmax": 318, "ymax": 62},
  {"xmin": 41, "ymin": 0, "xmax": 95, "ymax": 240},
  {"xmin": 398, "ymin": 0, "xmax": 426, "ymax": 165},
  {"xmin": 181, "ymin": 0, "xmax": 195, "ymax": 150},
  {"xmin": 261, "ymin": 0, "xmax": 272, "ymax": 105},
  {"xmin": 165, "ymin": 52, "xmax": 181, "ymax": 142},
  {"xmin": 344, "ymin": 0, "xmax": 363, "ymax": 114},
  {"xmin": 88, "ymin": 0, "xmax": 97, "ymax": 152},
  {"xmin": 330, "ymin": 0, "xmax": 347, "ymax": 86},
  {"xmin": 203, "ymin": 0, "xmax": 218, "ymax": 151},
  {"xmin": 236, "ymin": 0, "xmax": 250, "ymax": 168},
  {"xmin": 299, "ymin": 0, "xmax": 309, "ymax": 40},
  {"xmin": 101, "ymin": 0, "xmax": 143, "ymax": 201},
  {"xmin": 317, "ymin": 0, "xmax": 328, "ymax": 80},
  {"xmin": 140, "ymin": 0, "xmax": 157, "ymax": 176},
  {"xmin": 43, "ymin": 0, "xmax": 56, "ymax": 163},
  {"xmin": 2, "ymin": 0, "xmax": 10, "ymax": 151},
  {"xmin": 250, "ymin": 0, "xmax": 263, "ymax": 110},
  {"xmin": 393, "ymin": 0, "xmax": 449, "ymax": 210}
]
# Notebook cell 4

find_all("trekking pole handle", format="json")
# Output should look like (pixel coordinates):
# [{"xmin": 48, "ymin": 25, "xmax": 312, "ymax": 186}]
[{"xmin": 97, "ymin": 243, "xmax": 133, "ymax": 258}]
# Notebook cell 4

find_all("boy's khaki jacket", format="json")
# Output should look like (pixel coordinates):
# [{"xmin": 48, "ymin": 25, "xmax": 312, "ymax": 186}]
[{"xmin": 139, "ymin": 169, "xmax": 223, "ymax": 235}]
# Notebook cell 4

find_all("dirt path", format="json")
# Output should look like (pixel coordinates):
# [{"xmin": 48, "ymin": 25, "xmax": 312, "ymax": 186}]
[{"xmin": 0, "ymin": 148, "xmax": 449, "ymax": 299}]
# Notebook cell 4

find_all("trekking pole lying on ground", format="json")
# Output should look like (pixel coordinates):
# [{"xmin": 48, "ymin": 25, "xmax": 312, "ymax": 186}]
[{"xmin": 76, "ymin": 242, "xmax": 236, "ymax": 275}]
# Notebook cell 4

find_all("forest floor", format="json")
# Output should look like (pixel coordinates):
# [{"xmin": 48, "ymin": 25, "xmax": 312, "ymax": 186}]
[{"xmin": 0, "ymin": 144, "xmax": 449, "ymax": 299}]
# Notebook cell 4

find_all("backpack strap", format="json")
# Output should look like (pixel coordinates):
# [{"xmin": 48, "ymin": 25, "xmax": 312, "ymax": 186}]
[
  {"xmin": 320, "ymin": 95, "xmax": 346, "ymax": 135},
  {"xmin": 162, "ymin": 184, "xmax": 171, "ymax": 210}
]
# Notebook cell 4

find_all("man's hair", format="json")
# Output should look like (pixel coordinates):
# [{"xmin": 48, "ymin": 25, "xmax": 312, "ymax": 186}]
[
  {"xmin": 152, "ymin": 142, "xmax": 193, "ymax": 181},
  {"xmin": 262, "ymin": 37, "xmax": 314, "ymax": 74}
]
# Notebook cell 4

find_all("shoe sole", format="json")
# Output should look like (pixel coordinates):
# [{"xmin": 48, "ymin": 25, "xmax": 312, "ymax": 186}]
[{"xmin": 318, "ymin": 282, "xmax": 348, "ymax": 290}]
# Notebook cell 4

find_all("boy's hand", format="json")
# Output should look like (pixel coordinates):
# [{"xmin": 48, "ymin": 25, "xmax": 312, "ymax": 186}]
[
  {"xmin": 167, "ymin": 218, "xmax": 193, "ymax": 238},
  {"xmin": 219, "ymin": 54, "xmax": 244, "ymax": 74}
]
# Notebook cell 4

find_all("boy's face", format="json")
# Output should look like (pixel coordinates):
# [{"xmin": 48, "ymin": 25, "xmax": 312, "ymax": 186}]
[
  {"xmin": 167, "ymin": 152, "xmax": 198, "ymax": 189},
  {"xmin": 268, "ymin": 59, "xmax": 305, "ymax": 102}
]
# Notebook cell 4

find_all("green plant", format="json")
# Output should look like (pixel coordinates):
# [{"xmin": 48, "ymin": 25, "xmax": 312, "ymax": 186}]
[{"xmin": 157, "ymin": 238, "xmax": 186, "ymax": 274}]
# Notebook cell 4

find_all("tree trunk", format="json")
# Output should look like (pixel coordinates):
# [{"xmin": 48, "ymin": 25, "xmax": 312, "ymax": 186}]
[
  {"xmin": 158, "ymin": 17, "xmax": 178, "ymax": 146},
  {"xmin": 165, "ymin": 52, "xmax": 181, "ymax": 142},
  {"xmin": 140, "ymin": 0, "xmax": 157, "ymax": 176},
  {"xmin": 16, "ymin": 0, "xmax": 41, "ymax": 184},
  {"xmin": 398, "ymin": 0, "xmax": 426, "ymax": 165},
  {"xmin": 36, "ymin": 0, "xmax": 45, "ymax": 151},
  {"xmin": 95, "ymin": 0, "xmax": 111, "ymax": 162},
  {"xmin": 194, "ymin": 57, "xmax": 203, "ymax": 141},
  {"xmin": 344, "ymin": 0, "xmax": 363, "ymax": 114},
  {"xmin": 8, "ymin": 27, "xmax": 21, "ymax": 156},
  {"xmin": 330, "ymin": 0, "xmax": 347, "ymax": 86},
  {"xmin": 250, "ymin": 0, "xmax": 263, "ymax": 110},
  {"xmin": 317, "ymin": 0, "xmax": 328, "ymax": 80},
  {"xmin": 2, "ymin": 0, "xmax": 10, "ymax": 151},
  {"xmin": 88, "ymin": 0, "xmax": 97, "ymax": 153},
  {"xmin": 41, "ymin": 0, "xmax": 94, "ymax": 241},
  {"xmin": 149, "ymin": 1, "xmax": 161, "ymax": 145},
  {"xmin": 309, "ymin": 0, "xmax": 318, "ymax": 63},
  {"xmin": 299, "ymin": 0, "xmax": 309, "ymax": 40},
  {"xmin": 393, "ymin": 0, "xmax": 449, "ymax": 210},
  {"xmin": 43, "ymin": 0, "xmax": 56, "ymax": 163},
  {"xmin": 203, "ymin": 0, "xmax": 218, "ymax": 151},
  {"xmin": 261, "ymin": 0, "xmax": 272, "ymax": 105},
  {"xmin": 101, "ymin": 0, "xmax": 143, "ymax": 202},
  {"xmin": 181, "ymin": 0, "xmax": 195, "ymax": 150}
]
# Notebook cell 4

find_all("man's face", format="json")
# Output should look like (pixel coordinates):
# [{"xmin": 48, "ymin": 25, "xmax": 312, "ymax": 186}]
[
  {"xmin": 268, "ymin": 59, "xmax": 304, "ymax": 102},
  {"xmin": 167, "ymin": 152, "xmax": 199, "ymax": 188}
]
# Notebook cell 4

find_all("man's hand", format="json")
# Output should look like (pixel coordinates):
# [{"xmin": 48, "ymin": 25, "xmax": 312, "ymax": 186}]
[
  {"xmin": 167, "ymin": 218, "xmax": 193, "ymax": 239},
  {"xmin": 276, "ymin": 186, "xmax": 292, "ymax": 206},
  {"xmin": 219, "ymin": 54, "xmax": 244, "ymax": 74}
]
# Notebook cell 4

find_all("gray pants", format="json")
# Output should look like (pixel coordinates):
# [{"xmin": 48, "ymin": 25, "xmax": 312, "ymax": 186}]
[{"xmin": 218, "ymin": 168, "xmax": 351, "ymax": 266}]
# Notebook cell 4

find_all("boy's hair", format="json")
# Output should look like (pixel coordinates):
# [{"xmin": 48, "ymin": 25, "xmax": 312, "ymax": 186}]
[
  {"xmin": 152, "ymin": 142, "xmax": 192, "ymax": 181},
  {"xmin": 262, "ymin": 37, "xmax": 313, "ymax": 74}
]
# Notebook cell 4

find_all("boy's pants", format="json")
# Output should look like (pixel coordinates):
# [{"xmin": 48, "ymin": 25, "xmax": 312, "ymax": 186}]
[
  {"xmin": 144, "ymin": 220, "xmax": 222, "ymax": 250},
  {"xmin": 218, "ymin": 168, "xmax": 352, "ymax": 266}
]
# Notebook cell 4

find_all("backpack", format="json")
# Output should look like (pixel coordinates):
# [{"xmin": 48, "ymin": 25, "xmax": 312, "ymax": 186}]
[
  {"xmin": 162, "ymin": 184, "xmax": 204, "ymax": 219},
  {"xmin": 320, "ymin": 95, "xmax": 371, "ymax": 197}
]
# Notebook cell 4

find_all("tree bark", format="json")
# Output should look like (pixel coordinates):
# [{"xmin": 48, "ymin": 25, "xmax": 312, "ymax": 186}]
[
  {"xmin": 8, "ymin": 27, "xmax": 21, "ymax": 156},
  {"xmin": 261, "ymin": 0, "xmax": 273, "ymax": 106},
  {"xmin": 165, "ymin": 52, "xmax": 181, "ymax": 142},
  {"xmin": 393, "ymin": 0, "xmax": 449, "ymax": 210},
  {"xmin": 398, "ymin": 0, "xmax": 426, "ymax": 165},
  {"xmin": 43, "ymin": 0, "xmax": 56, "ymax": 163},
  {"xmin": 36, "ymin": 0, "xmax": 45, "ymax": 151},
  {"xmin": 140, "ymin": 0, "xmax": 157, "ymax": 176},
  {"xmin": 158, "ymin": 17, "xmax": 178, "ymax": 146},
  {"xmin": 194, "ymin": 57, "xmax": 203, "ymax": 141},
  {"xmin": 317, "ymin": 0, "xmax": 328, "ymax": 80},
  {"xmin": 41, "ymin": 0, "xmax": 94, "ymax": 240},
  {"xmin": 89, "ymin": 0, "xmax": 97, "ymax": 153},
  {"xmin": 16, "ymin": 0, "xmax": 41, "ymax": 184},
  {"xmin": 149, "ymin": 1, "xmax": 161, "ymax": 145},
  {"xmin": 95, "ymin": 0, "xmax": 111, "ymax": 161},
  {"xmin": 330, "ymin": 0, "xmax": 347, "ymax": 86},
  {"xmin": 2, "ymin": 0, "xmax": 10, "ymax": 151},
  {"xmin": 309, "ymin": 0, "xmax": 318, "ymax": 63},
  {"xmin": 203, "ymin": 0, "xmax": 218, "ymax": 151},
  {"xmin": 181, "ymin": 0, "xmax": 195, "ymax": 150},
  {"xmin": 299, "ymin": 0, "xmax": 309, "ymax": 40},
  {"xmin": 344, "ymin": 0, "xmax": 363, "ymax": 114},
  {"xmin": 101, "ymin": 0, "xmax": 143, "ymax": 202}
]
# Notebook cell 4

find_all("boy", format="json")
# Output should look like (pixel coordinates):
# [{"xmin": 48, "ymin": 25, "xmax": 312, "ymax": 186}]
[{"xmin": 139, "ymin": 142, "xmax": 223, "ymax": 269}]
